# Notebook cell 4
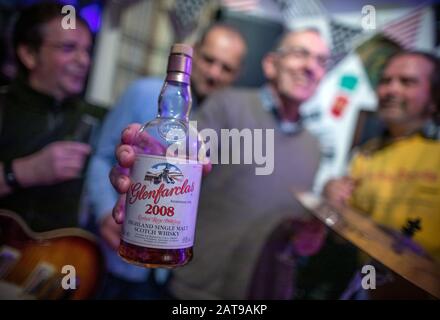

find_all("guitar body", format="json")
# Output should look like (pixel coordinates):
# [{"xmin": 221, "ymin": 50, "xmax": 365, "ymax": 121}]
[{"xmin": 0, "ymin": 210, "xmax": 104, "ymax": 300}]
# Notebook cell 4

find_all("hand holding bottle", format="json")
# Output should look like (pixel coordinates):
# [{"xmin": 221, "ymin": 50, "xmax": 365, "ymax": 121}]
[
  {"xmin": 110, "ymin": 123, "xmax": 211, "ymax": 225},
  {"xmin": 110, "ymin": 123, "xmax": 141, "ymax": 224},
  {"xmin": 113, "ymin": 44, "xmax": 213, "ymax": 268}
]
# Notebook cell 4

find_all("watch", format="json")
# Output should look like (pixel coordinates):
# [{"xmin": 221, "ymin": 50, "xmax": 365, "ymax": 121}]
[{"xmin": 3, "ymin": 160, "xmax": 21, "ymax": 189}]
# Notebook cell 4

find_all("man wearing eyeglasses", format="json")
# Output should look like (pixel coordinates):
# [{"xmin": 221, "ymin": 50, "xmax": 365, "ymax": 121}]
[
  {"xmin": 0, "ymin": 2, "xmax": 105, "ymax": 232},
  {"xmin": 108, "ymin": 28, "xmax": 330, "ymax": 299}
]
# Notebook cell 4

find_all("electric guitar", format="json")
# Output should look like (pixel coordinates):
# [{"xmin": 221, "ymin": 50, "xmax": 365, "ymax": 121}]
[{"xmin": 0, "ymin": 210, "xmax": 104, "ymax": 300}]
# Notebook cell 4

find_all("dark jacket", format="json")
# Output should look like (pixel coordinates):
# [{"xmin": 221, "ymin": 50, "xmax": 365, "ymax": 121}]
[{"xmin": 0, "ymin": 78, "xmax": 106, "ymax": 232}]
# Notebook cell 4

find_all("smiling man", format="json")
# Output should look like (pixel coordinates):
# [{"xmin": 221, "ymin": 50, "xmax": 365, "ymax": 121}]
[
  {"xmin": 324, "ymin": 51, "xmax": 440, "ymax": 263},
  {"xmin": 0, "ymin": 2, "xmax": 106, "ymax": 232}
]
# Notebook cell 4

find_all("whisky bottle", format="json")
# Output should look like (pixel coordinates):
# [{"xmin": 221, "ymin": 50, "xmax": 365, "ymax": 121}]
[{"xmin": 119, "ymin": 44, "xmax": 203, "ymax": 268}]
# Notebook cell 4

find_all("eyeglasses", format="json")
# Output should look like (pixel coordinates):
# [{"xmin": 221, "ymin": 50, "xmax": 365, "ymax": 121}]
[
  {"xmin": 276, "ymin": 46, "xmax": 329, "ymax": 69},
  {"xmin": 42, "ymin": 41, "xmax": 92, "ymax": 56}
]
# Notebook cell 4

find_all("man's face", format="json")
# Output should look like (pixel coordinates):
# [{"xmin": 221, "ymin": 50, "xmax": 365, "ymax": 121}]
[
  {"xmin": 27, "ymin": 17, "xmax": 92, "ymax": 100},
  {"xmin": 377, "ymin": 54, "xmax": 435, "ymax": 125},
  {"xmin": 265, "ymin": 31, "xmax": 329, "ymax": 104},
  {"xmin": 191, "ymin": 27, "xmax": 246, "ymax": 99}
]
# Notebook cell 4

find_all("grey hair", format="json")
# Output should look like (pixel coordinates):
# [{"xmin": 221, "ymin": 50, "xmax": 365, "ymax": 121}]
[{"xmin": 272, "ymin": 27, "xmax": 323, "ymax": 52}]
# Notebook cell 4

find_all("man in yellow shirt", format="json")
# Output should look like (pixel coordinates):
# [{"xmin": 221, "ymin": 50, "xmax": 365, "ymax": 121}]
[{"xmin": 324, "ymin": 51, "xmax": 440, "ymax": 262}]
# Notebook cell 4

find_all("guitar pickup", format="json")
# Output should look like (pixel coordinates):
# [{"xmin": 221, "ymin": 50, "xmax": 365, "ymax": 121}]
[
  {"xmin": 0, "ymin": 246, "xmax": 21, "ymax": 278},
  {"xmin": 22, "ymin": 262, "xmax": 56, "ymax": 297}
]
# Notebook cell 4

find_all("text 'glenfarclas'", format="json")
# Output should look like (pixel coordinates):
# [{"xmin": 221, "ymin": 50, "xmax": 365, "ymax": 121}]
[{"xmin": 128, "ymin": 179, "xmax": 196, "ymax": 205}]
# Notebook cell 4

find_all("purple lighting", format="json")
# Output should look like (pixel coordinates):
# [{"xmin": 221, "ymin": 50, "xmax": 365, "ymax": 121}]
[{"xmin": 80, "ymin": 3, "xmax": 101, "ymax": 33}]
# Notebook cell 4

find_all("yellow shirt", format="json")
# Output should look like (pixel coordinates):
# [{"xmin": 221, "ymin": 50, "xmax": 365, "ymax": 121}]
[{"xmin": 349, "ymin": 134, "xmax": 440, "ymax": 261}]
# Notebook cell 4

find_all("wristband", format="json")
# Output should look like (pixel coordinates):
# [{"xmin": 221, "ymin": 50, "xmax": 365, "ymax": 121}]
[{"xmin": 3, "ymin": 160, "xmax": 21, "ymax": 189}]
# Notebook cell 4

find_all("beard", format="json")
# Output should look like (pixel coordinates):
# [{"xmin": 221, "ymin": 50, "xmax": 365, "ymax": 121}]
[
  {"xmin": 378, "ymin": 96, "xmax": 433, "ymax": 125},
  {"xmin": 379, "ymin": 95, "xmax": 407, "ymax": 113}
]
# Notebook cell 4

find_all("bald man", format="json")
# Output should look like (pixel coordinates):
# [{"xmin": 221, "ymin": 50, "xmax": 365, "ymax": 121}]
[{"xmin": 191, "ymin": 24, "xmax": 247, "ymax": 103}]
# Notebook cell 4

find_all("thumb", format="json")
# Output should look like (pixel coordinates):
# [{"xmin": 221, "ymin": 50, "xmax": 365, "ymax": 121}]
[{"xmin": 112, "ymin": 194, "xmax": 126, "ymax": 224}]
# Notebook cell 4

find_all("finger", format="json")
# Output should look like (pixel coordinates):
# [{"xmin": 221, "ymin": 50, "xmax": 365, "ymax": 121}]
[
  {"xmin": 101, "ymin": 223, "xmax": 121, "ymax": 250},
  {"xmin": 57, "ymin": 152, "xmax": 88, "ymax": 163},
  {"xmin": 59, "ymin": 167, "xmax": 83, "ymax": 180},
  {"xmin": 138, "ymin": 131, "xmax": 166, "ymax": 154},
  {"xmin": 108, "ymin": 216, "xmax": 122, "ymax": 232},
  {"xmin": 109, "ymin": 165, "xmax": 132, "ymax": 193},
  {"xmin": 112, "ymin": 194, "xmax": 126, "ymax": 224},
  {"xmin": 58, "ymin": 157, "xmax": 88, "ymax": 172},
  {"xmin": 323, "ymin": 179, "xmax": 339, "ymax": 197},
  {"xmin": 336, "ymin": 193, "xmax": 351, "ymax": 205},
  {"xmin": 50, "ymin": 160, "xmax": 85, "ymax": 181},
  {"xmin": 59, "ymin": 141, "xmax": 92, "ymax": 155},
  {"xmin": 115, "ymin": 144, "xmax": 136, "ymax": 168},
  {"xmin": 57, "ymin": 154, "xmax": 89, "ymax": 172},
  {"xmin": 341, "ymin": 176, "xmax": 357, "ymax": 189},
  {"xmin": 121, "ymin": 124, "xmax": 142, "ymax": 145},
  {"xmin": 338, "ymin": 188, "xmax": 354, "ymax": 200},
  {"xmin": 202, "ymin": 161, "xmax": 212, "ymax": 176}
]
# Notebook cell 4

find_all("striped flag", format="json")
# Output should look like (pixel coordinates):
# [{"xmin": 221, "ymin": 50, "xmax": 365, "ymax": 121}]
[
  {"xmin": 329, "ymin": 19, "xmax": 363, "ymax": 69},
  {"xmin": 355, "ymin": 34, "xmax": 402, "ymax": 88},
  {"xmin": 168, "ymin": 0, "xmax": 207, "ymax": 40},
  {"xmin": 381, "ymin": 7, "xmax": 424, "ymax": 49},
  {"xmin": 220, "ymin": 0, "xmax": 260, "ymax": 12},
  {"xmin": 273, "ymin": 0, "xmax": 325, "ymax": 23}
]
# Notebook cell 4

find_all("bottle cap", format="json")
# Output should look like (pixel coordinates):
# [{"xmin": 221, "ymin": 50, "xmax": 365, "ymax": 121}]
[
  {"xmin": 167, "ymin": 43, "xmax": 193, "ymax": 83},
  {"xmin": 171, "ymin": 44, "xmax": 193, "ymax": 58}
]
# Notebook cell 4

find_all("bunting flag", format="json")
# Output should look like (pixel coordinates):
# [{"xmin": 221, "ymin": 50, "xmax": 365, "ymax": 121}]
[
  {"xmin": 297, "ymin": 5, "xmax": 432, "ymax": 194},
  {"xmin": 380, "ymin": 7, "xmax": 424, "ymax": 49},
  {"xmin": 273, "ymin": 0, "xmax": 325, "ymax": 21},
  {"xmin": 328, "ymin": 19, "xmax": 363, "ymax": 69},
  {"xmin": 220, "ymin": 0, "xmax": 260, "ymax": 12},
  {"xmin": 355, "ymin": 34, "xmax": 402, "ymax": 88},
  {"xmin": 168, "ymin": 0, "xmax": 207, "ymax": 41}
]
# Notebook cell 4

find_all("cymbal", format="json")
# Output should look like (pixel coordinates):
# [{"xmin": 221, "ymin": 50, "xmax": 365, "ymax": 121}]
[{"xmin": 294, "ymin": 191, "xmax": 440, "ymax": 299}]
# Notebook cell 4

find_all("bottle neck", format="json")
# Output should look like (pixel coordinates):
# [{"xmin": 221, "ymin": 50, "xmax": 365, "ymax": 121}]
[{"xmin": 158, "ymin": 78, "xmax": 192, "ymax": 121}]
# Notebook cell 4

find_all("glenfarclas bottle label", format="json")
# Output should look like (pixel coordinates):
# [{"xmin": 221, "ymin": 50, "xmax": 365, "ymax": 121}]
[{"xmin": 122, "ymin": 154, "xmax": 202, "ymax": 249}]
